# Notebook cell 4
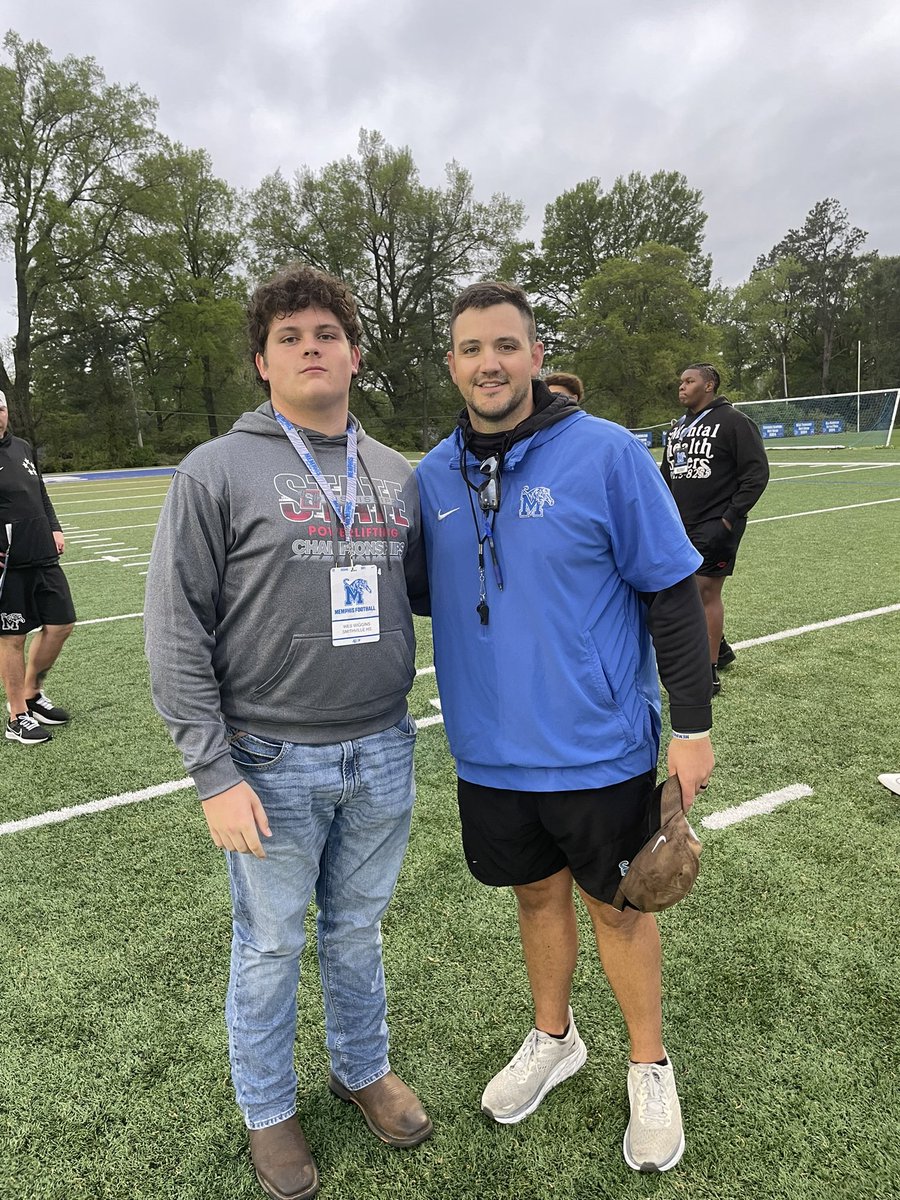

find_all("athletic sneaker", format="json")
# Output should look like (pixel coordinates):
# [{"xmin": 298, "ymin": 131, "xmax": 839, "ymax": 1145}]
[
  {"xmin": 5, "ymin": 712, "xmax": 52, "ymax": 745},
  {"xmin": 717, "ymin": 638, "xmax": 736, "ymax": 669},
  {"xmin": 481, "ymin": 1007, "xmax": 587, "ymax": 1124},
  {"xmin": 26, "ymin": 692, "xmax": 70, "ymax": 725},
  {"xmin": 623, "ymin": 1057, "xmax": 685, "ymax": 1173},
  {"xmin": 878, "ymin": 774, "xmax": 900, "ymax": 797}
]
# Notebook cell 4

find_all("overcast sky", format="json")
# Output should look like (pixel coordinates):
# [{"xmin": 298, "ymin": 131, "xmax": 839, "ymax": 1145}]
[{"xmin": 2, "ymin": 0, "xmax": 899, "ymax": 316}]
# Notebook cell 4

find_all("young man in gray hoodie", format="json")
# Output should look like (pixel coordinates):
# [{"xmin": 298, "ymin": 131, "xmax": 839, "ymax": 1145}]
[{"xmin": 145, "ymin": 263, "xmax": 431, "ymax": 1200}]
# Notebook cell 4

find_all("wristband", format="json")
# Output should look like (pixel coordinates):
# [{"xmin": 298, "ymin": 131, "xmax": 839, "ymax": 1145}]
[{"xmin": 670, "ymin": 729, "xmax": 711, "ymax": 741}]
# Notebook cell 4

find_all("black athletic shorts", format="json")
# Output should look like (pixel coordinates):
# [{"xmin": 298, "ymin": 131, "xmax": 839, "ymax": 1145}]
[
  {"xmin": 457, "ymin": 770, "xmax": 657, "ymax": 905},
  {"xmin": 0, "ymin": 564, "xmax": 76, "ymax": 635},
  {"xmin": 689, "ymin": 515, "xmax": 747, "ymax": 577}
]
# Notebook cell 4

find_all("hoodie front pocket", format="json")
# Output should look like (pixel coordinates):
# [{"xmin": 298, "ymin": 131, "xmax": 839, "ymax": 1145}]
[{"xmin": 252, "ymin": 630, "xmax": 414, "ymax": 720}]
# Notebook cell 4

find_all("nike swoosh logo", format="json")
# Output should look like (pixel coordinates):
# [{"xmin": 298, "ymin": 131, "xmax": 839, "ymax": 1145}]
[
  {"xmin": 437, "ymin": 507, "xmax": 460, "ymax": 521},
  {"xmin": 651, "ymin": 835, "xmax": 667, "ymax": 853}
]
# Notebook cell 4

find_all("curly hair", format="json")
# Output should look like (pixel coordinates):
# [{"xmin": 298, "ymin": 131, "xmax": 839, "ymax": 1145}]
[
  {"xmin": 449, "ymin": 280, "xmax": 537, "ymax": 345},
  {"xmin": 247, "ymin": 263, "xmax": 364, "ymax": 394},
  {"xmin": 544, "ymin": 372, "xmax": 584, "ymax": 402},
  {"xmin": 682, "ymin": 363, "xmax": 721, "ymax": 392}
]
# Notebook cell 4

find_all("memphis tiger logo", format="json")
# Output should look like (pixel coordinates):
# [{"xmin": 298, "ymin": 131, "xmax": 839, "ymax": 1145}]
[
  {"xmin": 518, "ymin": 485, "xmax": 555, "ymax": 518},
  {"xmin": 1, "ymin": 613, "xmax": 26, "ymax": 631}
]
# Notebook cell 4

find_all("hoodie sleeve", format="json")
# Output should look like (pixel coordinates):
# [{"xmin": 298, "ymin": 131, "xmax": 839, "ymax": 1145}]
[
  {"xmin": 403, "ymin": 473, "xmax": 430, "ymax": 616},
  {"xmin": 722, "ymin": 411, "xmax": 770, "ymax": 525},
  {"xmin": 642, "ymin": 574, "xmax": 713, "ymax": 733},
  {"xmin": 144, "ymin": 470, "xmax": 243, "ymax": 801}
]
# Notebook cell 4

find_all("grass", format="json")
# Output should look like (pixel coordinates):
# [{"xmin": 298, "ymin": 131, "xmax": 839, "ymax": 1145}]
[{"xmin": 0, "ymin": 448, "xmax": 898, "ymax": 1199}]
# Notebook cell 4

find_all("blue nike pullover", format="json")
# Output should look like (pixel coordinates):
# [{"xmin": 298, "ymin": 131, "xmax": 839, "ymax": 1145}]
[{"xmin": 416, "ymin": 408, "xmax": 703, "ymax": 790}]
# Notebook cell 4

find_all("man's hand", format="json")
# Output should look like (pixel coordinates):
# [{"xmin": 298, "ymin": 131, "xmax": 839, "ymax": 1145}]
[
  {"xmin": 53, "ymin": 530, "xmax": 65, "ymax": 554},
  {"xmin": 667, "ymin": 736, "xmax": 715, "ymax": 812},
  {"xmin": 201, "ymin": 780, "xmax": 272, "ymax": 858}
]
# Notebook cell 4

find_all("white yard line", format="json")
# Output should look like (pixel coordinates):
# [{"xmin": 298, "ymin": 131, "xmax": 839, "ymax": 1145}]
[
  {"xmin": 56, "ymin": 505, "xmax": 165, "ymax": 517},
  {"xmin": 730, "ymin": 604, "xmax": 900, "ymax": 649},
  {"xmin": 62, "ymin": 523, "xmax": 159, "ymax": 535},
  {"xmin": 770, "ymin": 464, "xmax": 894, "ymax": 482},
  {"xmin": 701, "ymin": 784, "xmax": 814, "ymax": 830},
  {"xmin": 76, "ymin": 612, "xmax": 145, "ymax": 626},
  {"xmin": 0, "ymin": 780, "xmax": 195, "ymax": 838},
  {"xmin": 749, "ymin": 496, "xmax": 900, "ymax": 523},
  {"xmin": 52, "ymin": 492, "xmax": 170, "ymax": 507}
]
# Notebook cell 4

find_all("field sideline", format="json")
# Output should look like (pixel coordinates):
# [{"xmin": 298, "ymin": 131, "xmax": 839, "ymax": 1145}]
[{"xmin": 1, "ymin": 446, "xmax": 898, "ymax": 1199}]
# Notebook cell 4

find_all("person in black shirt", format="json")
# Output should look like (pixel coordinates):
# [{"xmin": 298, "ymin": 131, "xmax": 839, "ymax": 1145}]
[
  {"xmin": 661, "ymin": 365, "xmax": 769, "ymax": 695},
  {"xmin": 0, "ymin": 396, "xmax": 75, "ymax": 744}
]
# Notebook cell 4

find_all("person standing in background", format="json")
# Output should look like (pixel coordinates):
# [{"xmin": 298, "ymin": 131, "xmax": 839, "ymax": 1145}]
[
  {"xmin": 661, "ymin": 365, "xmax": 769, "ymax": 695},
  {"xmin": 0, "ymin": 394, "xmax": 74, "ymax": 745}
]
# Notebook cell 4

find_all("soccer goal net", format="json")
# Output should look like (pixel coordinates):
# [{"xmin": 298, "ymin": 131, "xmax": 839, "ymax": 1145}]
[{"xmin": 733, "ymin": 389, "xmax": 900, "ymax": 448}]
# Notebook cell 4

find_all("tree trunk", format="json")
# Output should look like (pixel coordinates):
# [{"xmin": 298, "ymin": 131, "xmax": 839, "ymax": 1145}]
[{"xmin": 201, "ymin": 355, "xmax": 219, "ymax": 439}]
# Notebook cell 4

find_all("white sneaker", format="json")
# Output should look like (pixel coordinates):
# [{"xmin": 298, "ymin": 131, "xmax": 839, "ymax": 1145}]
[
  {"xmin": 480, "ymin": 1007, "xmax": 586, "ymax": 1124},
  {"xmin": 623, "ymin": 1055, "xmax": 685, "ymax": 1172},
  {"xmin": 878, "ymin": 774, "xmax": 900, "ymax": 797}
]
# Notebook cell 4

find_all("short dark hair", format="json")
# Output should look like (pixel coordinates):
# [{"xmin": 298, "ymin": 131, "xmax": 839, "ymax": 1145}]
[
  {"xmin": 449, "ymin": 280, "xmax": 537, "ymax": 345},
  {"xmin": 544, "ymin": 372, "xmax": 584, "ymax": 402},
  {"xmin": 247, "ymin": 263, "xmax": 364, "ymax": 394},
  {"xmin": 683, "ymin": 363, "xmax": 721, "ymax": 392}
]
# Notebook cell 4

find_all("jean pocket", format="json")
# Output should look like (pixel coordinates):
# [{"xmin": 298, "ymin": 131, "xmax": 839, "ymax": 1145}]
[
  {"xmin": 227, "ymin": 729, "xmax": 289, "ymax": 770},
  {"xmin": 390, "ymin": 712, "xmax": 418, "ymax": 740}
]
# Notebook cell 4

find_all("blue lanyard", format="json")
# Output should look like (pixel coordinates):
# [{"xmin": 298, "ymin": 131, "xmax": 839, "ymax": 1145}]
[
  {"xmin": 274, "ymin": 411, "xmax": 359, "ymax": 543},
  {"xmin": 672, "ymin": 407, "xmax": 714, "ymax": 442}
]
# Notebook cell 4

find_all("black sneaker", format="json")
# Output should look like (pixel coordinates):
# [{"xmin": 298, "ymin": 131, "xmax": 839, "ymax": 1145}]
[
  {"xmin": 26, "ymin": 691, "xmax": 70, "ymax": 725},
  {"xmin": 717, "ymin": 638, "xmax": 736, "ymax": 669},
  {"xmin": 711, "ymin": 665, "xmax": 722, "ymax": 697},
  {"xmin": 5, "ymin": 712, "xmax": 52, "ymax": 744}
]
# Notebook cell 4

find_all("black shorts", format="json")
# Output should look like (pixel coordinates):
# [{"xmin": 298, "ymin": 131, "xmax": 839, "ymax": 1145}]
[
  {"xmin": 457, "ymin": 770, "xmax": 657, "ymax": 905},
  {"xmin": 688, "ymin": 516, "xmax": 747, "ymax": 577},
  {"xmin": 0, "ymin": 564, "xmax": 76, "ymax": 635}
]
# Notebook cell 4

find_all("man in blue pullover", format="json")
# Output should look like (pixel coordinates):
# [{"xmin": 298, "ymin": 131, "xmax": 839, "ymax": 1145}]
[{"xmin": 416, "ymin": 282, "xmax": 714, "ymax": 1174}]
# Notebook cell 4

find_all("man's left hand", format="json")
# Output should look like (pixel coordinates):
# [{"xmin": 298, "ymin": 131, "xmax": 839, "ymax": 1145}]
[
  {"xmin": 667, "ymin": 736, "xmax": 715, "ymax": 811},
  {"xmin": 53, "ymin": 531, "xmax": 65, "ymax": 555}
]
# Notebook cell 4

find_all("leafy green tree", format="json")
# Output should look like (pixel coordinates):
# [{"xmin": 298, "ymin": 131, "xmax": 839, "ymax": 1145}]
[
  {"xmin": 29, "ymin": 143, "xmax": 248, "ymax": 466},
  {"xmin": 127, "ymin": 144, "xmax": 249, "ymax": 442},
  {"xmin": 506, "ymin": 171, "xmax": 709, "ymax": 353},
  {"xmin": 0, "ymin": 30, "xmax": 157, "ymax": 447},
  {"xmin": 759, "ymin": 198, "xmax": 869, "ymax": 393},
  {"xmin": 720, "ymin": 258, "xmax": 807, "ymax": 399},
  {"xmin": 564, "ymin": 243, "xmax": 717, "ymax": 429},
  {"xmin": 856, "ymin": 255, "xmax": 900, "ymax": 390},
  {"xmin": 249, "ymin": 129, "xmax": 524, "ymax": 447}
]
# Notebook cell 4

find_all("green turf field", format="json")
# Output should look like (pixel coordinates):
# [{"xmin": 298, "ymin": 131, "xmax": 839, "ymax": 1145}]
[{"xmin": 1, "ymin": 447, "xmax": 898, "ymax": 1200}]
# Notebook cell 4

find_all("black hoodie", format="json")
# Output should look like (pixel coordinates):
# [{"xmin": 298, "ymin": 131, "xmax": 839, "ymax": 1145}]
[
  {"xmin": 0, "ymin": 430, "xmax": 62, "ymax": 567},
  {"xmin": 661, "ymin": 397, "xmax": 770, "ymax": 528}
]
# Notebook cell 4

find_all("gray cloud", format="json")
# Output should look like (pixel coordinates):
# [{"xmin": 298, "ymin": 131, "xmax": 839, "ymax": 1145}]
[{"xmin": 2, "ymin": 0, "xmax": 899, "ymax": 299}]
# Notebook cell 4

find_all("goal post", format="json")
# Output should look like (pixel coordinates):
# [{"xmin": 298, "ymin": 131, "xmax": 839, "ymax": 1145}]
[{"xmin": 732, "ymin": 388, "xmax": 900, "ymax": 449}]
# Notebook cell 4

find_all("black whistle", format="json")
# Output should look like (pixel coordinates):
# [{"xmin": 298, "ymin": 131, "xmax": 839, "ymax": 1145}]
[{"xmin": 477, "ymin": 600, "xmax": 490, "ymax": 625}]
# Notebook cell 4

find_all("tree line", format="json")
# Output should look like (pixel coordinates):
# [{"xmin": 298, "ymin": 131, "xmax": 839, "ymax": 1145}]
[{"xmin": 1, "ymin": 32, "xmax": 897, "ymax": 468}]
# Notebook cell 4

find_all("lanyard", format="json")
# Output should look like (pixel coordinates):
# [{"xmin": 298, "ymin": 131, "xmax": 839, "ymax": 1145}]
[
  {"xmin": 672, "ymin": 406, "xmax": 714, "ymax": 442},
  {"xmin": 274, "ymin": 411, "xmax": 359, "ymax": 547},
  {"xmin": 458, "ymin": 439, "xmax": 504, "ymax": 624}
]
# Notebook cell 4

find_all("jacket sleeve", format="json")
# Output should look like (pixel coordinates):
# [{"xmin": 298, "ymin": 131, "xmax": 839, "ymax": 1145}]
[
  {"xmin": 722, "ymin": 414, "xmax": 770, "ymax": 525},
  {"xmin": 641, "ymin": 574, "xmax": 712, "ymax": 733},
  {"xmin": 39, "ymin": 479, "xmax": 62, "ymax": 533},
  {"xmin": 402, "ymin": 473, "xmax": 430, "ymax": 616},
  {"xmin": 143, "ymin": 471, "xmax": 243, "ymax": 801}
]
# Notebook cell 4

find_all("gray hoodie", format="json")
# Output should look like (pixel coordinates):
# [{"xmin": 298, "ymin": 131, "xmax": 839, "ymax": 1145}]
[{"xmin": 144, "ymin": 401, "xmax": 427, "ymax": 800}]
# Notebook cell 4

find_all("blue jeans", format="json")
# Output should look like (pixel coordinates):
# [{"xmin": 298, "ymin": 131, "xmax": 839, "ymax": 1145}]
[{"xmin": 224, "ymin": 715, "xmax": 417, "ymax": 1129}]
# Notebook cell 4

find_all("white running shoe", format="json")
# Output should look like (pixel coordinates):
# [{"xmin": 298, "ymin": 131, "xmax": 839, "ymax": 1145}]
[
  {"xmin": 480, "ymin": 1007, "xmax": 587, "ymax": 1124},
  {"xmin": 623, "ymin": 1055, "xmax": 685, "ymax": 1173},
  {"xmin": 878, "ymin": 774, "xmax": 900, "ymax": 797}
]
